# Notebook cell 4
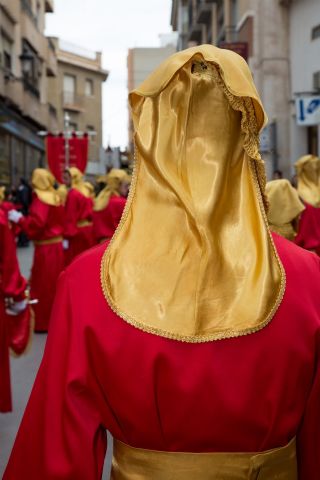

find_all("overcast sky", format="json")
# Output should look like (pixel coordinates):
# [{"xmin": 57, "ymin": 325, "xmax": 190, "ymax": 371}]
[{"xmin": 46, "ymin": 0, "xmax": 173, "ymax": 149}]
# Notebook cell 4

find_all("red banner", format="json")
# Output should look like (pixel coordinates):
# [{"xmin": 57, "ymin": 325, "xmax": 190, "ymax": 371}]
[
  {"xmin": 46, "ymin": 134, "xmax": 89, "ymax": 183},
  {"xmin": 219, "ymin": 42, "xmax": 249, "ymax": 61}
]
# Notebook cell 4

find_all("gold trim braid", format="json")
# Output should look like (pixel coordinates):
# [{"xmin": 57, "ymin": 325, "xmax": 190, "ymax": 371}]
[{"xmin": 111, "ymin": 438, "xmax": 297, "ymax": 480}]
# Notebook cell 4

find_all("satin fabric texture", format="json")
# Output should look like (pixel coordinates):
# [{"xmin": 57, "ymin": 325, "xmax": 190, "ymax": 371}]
[
  {"xmin": 111, "ymin": 438, "xmax": 297, "ymax": 480},
  {"xmin": 266, "ymin": 179, "xmax": 305, "ymax": 240},
  {"xmin": 4, "ymin": 236, "xmax": 320, "ymax": 478},
  {"xmin": 104, "ymin": 45, "xmax": 284, "ymax": 342}
]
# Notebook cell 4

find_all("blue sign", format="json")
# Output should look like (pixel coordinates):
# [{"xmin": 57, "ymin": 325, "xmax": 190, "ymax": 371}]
[{"xmin": 296, "ymin": 96, "xmax": 320, "ymax": 126}]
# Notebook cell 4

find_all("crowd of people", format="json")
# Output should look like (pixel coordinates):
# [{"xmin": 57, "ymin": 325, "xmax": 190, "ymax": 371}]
[
  {"xmin": 1, "ymin": 45, "xmax": 320, "ymax": 479},
  {"xmin": 0, "ymin": 166, "xmax": 130, "ymax": 413}
]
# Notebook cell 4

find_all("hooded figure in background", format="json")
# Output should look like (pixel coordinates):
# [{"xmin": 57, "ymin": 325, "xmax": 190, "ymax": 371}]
[
  {"xmin": 266, "ymin": 179, "xmax": 305, "ymax": 241},
  {"xmin": 93, "ymin": 169, "xmax": 130, "ymax": 243},
  {"xmin": 4, "ymin": 46, "xmax": 320, "ymax": 480},
  {"xmin": 63, "ymin": 166, "xmax": 94, "ymax": 265},
  {"xmin": 294, "ymin": 154, "xmax": 320, "ymax": 253},
  {"xmin": 8, "ymin": 169, "xmax": 64, "ymax": 332},
  {"xmin": 0, "ymin": 187, "xmax": 28, "ymax": 412}
]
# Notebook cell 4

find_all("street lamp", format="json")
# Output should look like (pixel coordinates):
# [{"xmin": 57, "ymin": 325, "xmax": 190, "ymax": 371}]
[{"xmin": 19, "ymin": 50, "xmax": 34, "ymax": 78}]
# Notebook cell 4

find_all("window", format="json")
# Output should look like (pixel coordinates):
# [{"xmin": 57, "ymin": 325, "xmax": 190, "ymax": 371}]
[
  {"xmin": 2, "ymin": 34, "xmax": 13, "ymax": 71},
  {"xmin": 85, "ymin": 78, "xmax": 94, "ymax": 96},
  {"xmin": 21, "ymin": 39, "xmax": 41, "ymax": 97},
  {"xmin": 63, "ymin": 74, "xmax": 76, "ymax": 103},
  {"xmin": 312, "ymin": 24, "xmax": 320, "ymax": 40}
]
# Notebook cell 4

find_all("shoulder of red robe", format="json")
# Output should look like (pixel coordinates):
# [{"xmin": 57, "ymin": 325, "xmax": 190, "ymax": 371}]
[{"xmin": 272, "ymin": 232, "xmax": 320, "ymax": 299}]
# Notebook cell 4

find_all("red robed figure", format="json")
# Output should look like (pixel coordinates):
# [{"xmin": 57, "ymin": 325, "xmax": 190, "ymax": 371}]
[
  {"xmin": 17, "ymin": 170, "xmax": 65, "ymax": 332},
  {"xmin": 0, "ymin": 210, "xmax": 27, "ymax": 412}
]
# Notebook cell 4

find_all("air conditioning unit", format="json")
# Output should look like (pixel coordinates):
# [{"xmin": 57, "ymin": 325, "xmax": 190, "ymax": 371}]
[{"xmin": 313, "ymin": 71, "xmax": 320, "ymax": 91}]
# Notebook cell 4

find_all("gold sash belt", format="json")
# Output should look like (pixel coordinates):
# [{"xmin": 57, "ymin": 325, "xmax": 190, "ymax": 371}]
[
  {"xmin": 33, "ymin": 236, "xmax": 63, "ymax": 246},
  {"xmin": 111, "ymin": 438, "xmax": 297, "ymax": 480},
  {"xmin": 77, "ymin": 219, "xmax": 93, "ymax": 228}
]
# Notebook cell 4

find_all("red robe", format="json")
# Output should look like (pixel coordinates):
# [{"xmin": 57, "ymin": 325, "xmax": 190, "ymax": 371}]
[
  {"xmin": 3, "ymin": 234, "xmax": 320, "ymax": 478},
  {"xmin": 93, "ymin": 195, "xmax": 126, "ymax": 243},
  {"xmin": 19, "ymin": 195, "xmax": 65, "ymax": 332},
  {"xmin": 295, "ymin": 201, "xmax": 320, "ymax": 253},
  {"xmin": 64, "ymin": 188, "xmax": 94, "ymax": 264},
  {"xmin": 0, "ymin": 210, "xmax": 26, "ymax": 412}
]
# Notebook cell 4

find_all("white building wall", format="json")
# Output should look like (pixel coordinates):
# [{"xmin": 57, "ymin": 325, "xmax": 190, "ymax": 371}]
[
  {"xmin": 132, "ymin": 45, "xmax": 176, "ymax": 89},
  {"xmin": 249, "ymin": 0, "xmax": 291, "ymax": 179},
  {"xmin": 289, "ymin": 0, "xmax": 320, "ymax": 166}
]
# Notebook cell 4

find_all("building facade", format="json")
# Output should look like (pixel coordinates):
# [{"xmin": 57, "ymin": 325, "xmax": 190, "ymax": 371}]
[
  {"xmin": 127, "ymin": 44, "xmax": 176, "ymax": 151},
  {"xmin": 0, "ymin": 0, "xmax": 57, "ymax": 185},
  {"xmin": 171, "ymin": 0, "xmax": 320, "ymax": 179},
  {"xmin": 48, "ymin": 39, "xmax": 108, "ymax": 176},
  {"xmin": 289, "ymin": 0, "xmax": 320, "ymax": 164}
]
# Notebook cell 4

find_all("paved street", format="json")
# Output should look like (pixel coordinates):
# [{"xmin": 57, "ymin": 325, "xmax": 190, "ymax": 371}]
[{"xmin": 0, "ymin": 245, "xmax": 112, "ymax": 477}]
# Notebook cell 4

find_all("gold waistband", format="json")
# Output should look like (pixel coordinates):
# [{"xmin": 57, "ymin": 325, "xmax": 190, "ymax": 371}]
[
  {"xmin": 77, "ymin": 219, "xmax": 93, "ymax": 228},
  {"xmin": 111, "ymin": 438, "xmax": 297, "ymax": 480},
  {"xmin": 34, "ymin": 236, "xmax": 63, "ymax": 246}
]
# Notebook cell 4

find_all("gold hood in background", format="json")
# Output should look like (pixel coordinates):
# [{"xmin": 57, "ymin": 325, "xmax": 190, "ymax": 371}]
[
  {"xmin": 32, "ymin": 168, "xmax": 61, "ymax": 207},
  {"xmin": 295, "ymin": 154, "xmax": 320, "ymax": 207},
  {"xmin": 101, "ymin": 45, "xmax": 285, "ymax": 342},
  {"xmin": 266, "ymin": 179, "xmax": 305, "ymax": 240}
]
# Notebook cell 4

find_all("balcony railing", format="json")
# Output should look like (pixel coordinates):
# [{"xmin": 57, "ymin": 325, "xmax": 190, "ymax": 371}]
[
  {"xmin": 23, "ymin": 78, "xmax": 40, "ymax": 98},
  {"xmin": 63, "ymin": 91, "xmax": 84, "ymax": 111}
]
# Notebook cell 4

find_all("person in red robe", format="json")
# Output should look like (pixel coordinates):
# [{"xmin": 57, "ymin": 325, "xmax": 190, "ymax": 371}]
[
  {"xmin": 8, "ymin": 169, "xmax": 65, "ymax": 332},
  {"xmin": 266, "ymin": 179, "xmax": 305, "ymax": 241},
  {"xmin": 93, "ymin": 169, "xmax": 130, "ymax": 243},
  {"xmin": 294, "ymin": 154, "xmax": 320, "ymax": 253},
  {"xmin": 0, "ymin": 191, "xmax": 28, "ymax": 412},
  {"xmin": 63, "ymin": 167, "xmax": 94, "ymax": 265},
  {"xmin": 4, "ymin": 46, "xmax": 320, "ymax": 479}
]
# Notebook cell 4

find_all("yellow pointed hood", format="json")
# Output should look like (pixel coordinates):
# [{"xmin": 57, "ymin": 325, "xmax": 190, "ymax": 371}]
[
  {"xmin": 295, "ymin": 154, "xmax": 320, "ymax": 207},
  {"xmin": 101, "ymin": 45, "xmax": 285, "ymax": 342},
  {"xmin": 32, "ymin": 169, "xmax": 61, "ymax": 207}
]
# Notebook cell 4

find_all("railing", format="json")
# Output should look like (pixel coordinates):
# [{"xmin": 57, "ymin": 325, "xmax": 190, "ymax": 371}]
[
  {"xmin": 23, "ymin": 78, "xmax": 40, "ymax": 98},
  {"xmin": 62, "ymin": 91, "xmax": 84, "ymax": 110}
]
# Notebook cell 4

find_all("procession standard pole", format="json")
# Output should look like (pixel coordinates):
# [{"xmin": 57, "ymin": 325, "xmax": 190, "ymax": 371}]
[{"xmin": 64, "ymin": 112, "xmax": 71, "ymax": 170}]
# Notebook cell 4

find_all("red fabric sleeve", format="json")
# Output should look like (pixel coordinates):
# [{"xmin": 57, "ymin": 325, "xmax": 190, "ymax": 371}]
[
  {"xmin": 64, "ymin": 190, "xmax": 79, "ymax": 238},
  {"xmin": 3, "ymin": 271, "xmax": 107, "ymax": 479},
  {"xmin": 0, "ymin": 219, "xmax": 26, "ymax": 300},
  {"xmin": 19, "ymin": 196, "xmax": 49, "ymax": 240},
  {"xmin": 297, "ymin": 330, "xmax": 320, "ymax": 479}
]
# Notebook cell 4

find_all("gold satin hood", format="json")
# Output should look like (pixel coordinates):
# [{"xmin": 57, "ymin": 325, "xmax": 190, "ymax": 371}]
[
  {"xmin": 266, "ymin": 179, "xmax": 305, "ymax": 240},
  {"xmin": 32, "ymin": 169, "xmax": 60, "ymax": 206},
  {"xmin": 67, "ymin": 167, "xmax": 91, "ymax": 198},
  {"xmin": 0, "ymin": 186, "xmax": 5, "ymax": 203},
  {"xmin": 295, "ymin": 154, "xmax": 320, "ymax": 207},
  {"xmin": 94, "ymin": 169, "xmax": 130, "ymax": 212},
  {"xmin": 101, "ymin": 45, "xmax": 285, "ymax": 342}
]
